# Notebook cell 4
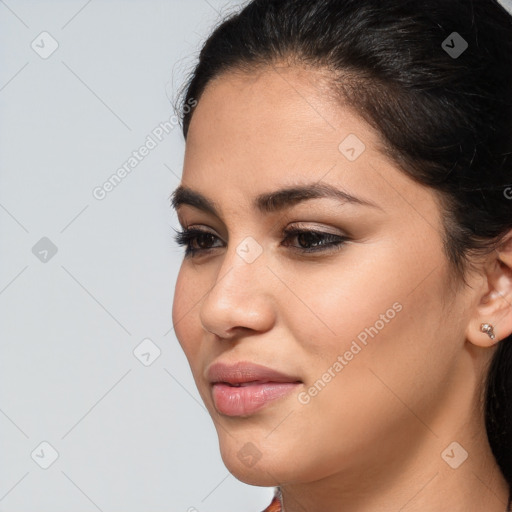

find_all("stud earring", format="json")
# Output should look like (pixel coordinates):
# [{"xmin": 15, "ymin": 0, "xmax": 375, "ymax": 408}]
[{"xmin": 480, "ymin": 323, "xmax": 496, "ymax": 340}]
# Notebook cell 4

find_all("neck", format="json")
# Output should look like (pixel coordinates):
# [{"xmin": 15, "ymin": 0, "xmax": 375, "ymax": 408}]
[
  {"xmin": 280, "ymin": 367, "xmax": 510, "ymax": 512},
  {"xmin": 280, "ymin": 436, "xmax": 509, "ymax": 512}
]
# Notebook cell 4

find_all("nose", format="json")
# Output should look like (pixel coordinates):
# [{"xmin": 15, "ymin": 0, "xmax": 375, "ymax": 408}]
[{"xmin": 199, "ymin": 241, "xmax": 276, "ymax": 340}]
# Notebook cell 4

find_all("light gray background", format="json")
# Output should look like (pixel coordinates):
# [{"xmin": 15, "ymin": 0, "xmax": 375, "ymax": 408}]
[
  {"xmin": 1, "ymin": 1, "xmax": 511, "ymax": 511},
  {"xmin": 0, "ymin": 0, "xmax": 273, "ymax": 511}
]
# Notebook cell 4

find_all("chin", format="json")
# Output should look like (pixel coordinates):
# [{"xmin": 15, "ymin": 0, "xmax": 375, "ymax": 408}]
[
  {"xmin": 228, "ymin": 465, "xmax": 279, "ymax": 487},
  {"xmin": 217, "ymin": 436, "xmax": 301, "ymax": 487}
]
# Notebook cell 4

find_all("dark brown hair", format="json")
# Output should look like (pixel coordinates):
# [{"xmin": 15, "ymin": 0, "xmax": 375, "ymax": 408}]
[{"xmin": 178, "ymin": 0, "xmax": 512, "ymax": 501}]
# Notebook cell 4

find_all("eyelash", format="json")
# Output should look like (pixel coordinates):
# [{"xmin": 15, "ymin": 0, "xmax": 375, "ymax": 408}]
[{"xmin": 172, "ymin": 226, "xmax": 348, "ymax": 257}]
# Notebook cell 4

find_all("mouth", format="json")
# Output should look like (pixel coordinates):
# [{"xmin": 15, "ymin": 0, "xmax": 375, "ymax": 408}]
[
  {"xmin": 207, "ymin": 361, "xmax": 302, "ymax": 417},
  {"xmin": 211, "ymin": 381, "xmax": 302, "ymax": 417},
  {"xmin": 219, "ymin": 380, "xmax": 299, "ymax": 387}
]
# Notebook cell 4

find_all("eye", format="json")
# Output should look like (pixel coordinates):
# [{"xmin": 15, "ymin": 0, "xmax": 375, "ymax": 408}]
[
  {"xmin": 172, "ymin": 226, "xmax": 348, "ymax": 257},
  {"xmin": 281, "ymin": 227, "xmax": 348, "ymax": 253},
  {"xmin": 172, "ymin": 227, "xmax": 222, "ymax": 256}
]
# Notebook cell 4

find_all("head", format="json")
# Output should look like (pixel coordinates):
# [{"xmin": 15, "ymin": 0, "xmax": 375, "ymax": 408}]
[{"xmin": 171, "ymin": 0, "xmax": 512, "ymax": 499}]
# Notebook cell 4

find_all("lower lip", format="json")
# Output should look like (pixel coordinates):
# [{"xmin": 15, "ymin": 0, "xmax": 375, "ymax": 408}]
[{"xmin": 211, "ymin": 382, "xmax": 301, "ymax": 416}]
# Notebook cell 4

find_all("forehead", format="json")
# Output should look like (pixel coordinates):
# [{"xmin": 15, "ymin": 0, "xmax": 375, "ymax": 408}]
[
  {"xmin": 186, "ymin": 65, "xmax": 382, "ymax": 156},
  {"xmin": 181, "ymin": 66, "xmax": 438, "ymax": 221}
]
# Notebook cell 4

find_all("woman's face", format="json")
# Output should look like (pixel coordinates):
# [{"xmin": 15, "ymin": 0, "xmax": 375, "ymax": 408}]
[{"xmin": 171, "ymin": 66, "xmax": 480, "ymax": 486}]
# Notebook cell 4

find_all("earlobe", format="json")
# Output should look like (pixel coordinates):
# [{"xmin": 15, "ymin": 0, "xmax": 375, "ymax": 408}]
[
  {"xmin": 467, "ymin": 318, "xmax": 501, "ymax": 348},
  {"xmin": 466, "ymin": 232, "xmax": 512, "ymax": 348},
  {"xmin": 480, "ymin": 322, "xmax": 496, "ymax": 340}
]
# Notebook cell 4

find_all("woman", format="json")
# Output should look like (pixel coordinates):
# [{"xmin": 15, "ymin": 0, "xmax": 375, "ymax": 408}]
[{"xmin": 170, "ymin": 0, "xmax": 512, "ymax": 510}]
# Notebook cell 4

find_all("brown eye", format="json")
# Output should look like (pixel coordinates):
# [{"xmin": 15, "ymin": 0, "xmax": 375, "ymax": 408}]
[
  {"xmin": 193, "ymin": 232, "xmax": 217, "ymax": 250},
  {"xmin": 173, "ymin": 227, "xmax": 223, "ymax": 257},
  {"xmin": 296, "ymin": 231, "xmax": 326, "ymax": 249},
  {"xmin": 282, "ymin": 228, "xmax": 348, "ymax": 253},
  {"xmin": 173, "ymin": 227, "xmax": 348, "ymax": 257}
]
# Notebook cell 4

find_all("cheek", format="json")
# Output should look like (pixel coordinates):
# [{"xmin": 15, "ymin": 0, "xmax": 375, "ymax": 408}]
[
  {"xmin": 276, "ymin": 230, "xmax": 448, "ymax": 357},
  {"xmin": 298, "ymin": 250, "xmax": 450, "ymax": 405},
  {"xmin": 172, "ymin": 267, "xmax": 203, "ymax": 361},
  {"xmin": 272, "ymin": 244, "xmax": 415, "ymax": 358},
  {"xmin": 276, "ymin": 239, "xmax": 453, "ymax": 419},
  {"xmin": 251, "ymin": 266, "xmax": 452, "ymax": 482}
]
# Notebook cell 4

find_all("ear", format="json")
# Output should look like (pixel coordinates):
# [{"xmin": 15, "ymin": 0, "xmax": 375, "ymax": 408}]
[{"xmin": 466, "ymin": 231, "xmax": 512, "ymax": 348}]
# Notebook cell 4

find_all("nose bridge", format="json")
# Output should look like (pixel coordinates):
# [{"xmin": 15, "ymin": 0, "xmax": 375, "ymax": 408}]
[
  {"xmin": 211, "ymin": 233, "xmax": 267, "ymax": 300},
  {"xmin": 199, "ymin": 234, "xmax": 273, "ymax": 336}
]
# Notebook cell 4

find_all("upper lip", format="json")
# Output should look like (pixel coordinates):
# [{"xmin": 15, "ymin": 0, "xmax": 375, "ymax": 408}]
[{"xmin": 207, "ymin": 361, "xmax": 302, "ymax": 386}]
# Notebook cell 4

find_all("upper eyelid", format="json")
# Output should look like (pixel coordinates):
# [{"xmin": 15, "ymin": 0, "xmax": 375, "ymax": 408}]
[
  {"xmin": 178, "ymin": 216, "xmax": 348, "ymax": 231},
  {"xmin": 177, "ymin": 224, "xmax": 345, "ymax": 235},
  {"xmin": 176, "ymin": 225, "xmax": 347, "ymax": 243}
]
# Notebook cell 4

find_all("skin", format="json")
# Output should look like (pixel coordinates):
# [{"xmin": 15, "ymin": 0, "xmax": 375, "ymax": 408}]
[{"xmin": 171, "ymin": 65, "xmax": 512, "ymax": 512}]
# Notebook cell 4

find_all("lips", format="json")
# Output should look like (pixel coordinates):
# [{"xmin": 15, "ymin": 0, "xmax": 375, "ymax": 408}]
[
  {"xmin": 207, "ymin": 361, "xmax": 301, "ymax": 386},
  {"xmin": 225, "ymin": 382, "xmax": 267, "ymax": 387},
  {"xmin": 207, "ymin": 361, "xmax": 302, "ymax": 416}
]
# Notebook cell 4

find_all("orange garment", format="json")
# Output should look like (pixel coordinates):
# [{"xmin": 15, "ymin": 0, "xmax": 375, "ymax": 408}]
[{"xmin": 262, "ymin": 488, "xmax": 283, "ymax": 512}]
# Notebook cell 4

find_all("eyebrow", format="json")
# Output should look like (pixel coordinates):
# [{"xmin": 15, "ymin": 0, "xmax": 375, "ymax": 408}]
[{"xmin": 170, "ymin": 182, "xmax": 382, "ymax": 217}]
